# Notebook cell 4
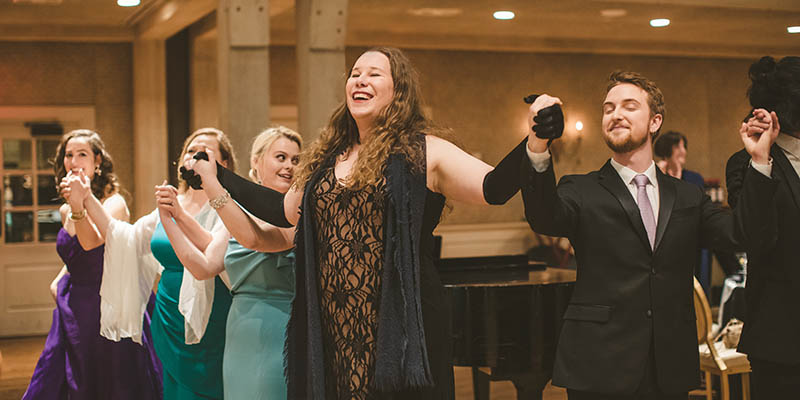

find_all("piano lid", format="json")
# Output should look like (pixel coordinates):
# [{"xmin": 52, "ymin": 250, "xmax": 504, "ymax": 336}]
[{"xmin": 437, "ymin": 255, "xmax": 575, "ymax": 288}]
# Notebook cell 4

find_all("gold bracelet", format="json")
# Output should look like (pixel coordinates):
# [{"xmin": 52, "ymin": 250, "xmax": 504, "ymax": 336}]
[
  {"xmin": 208, "ymin": 190, "xmax": 230, "ymax": 210},
  {"xmin": 69, "ymin": 209, "xmax": 87, "ymax": 221}
]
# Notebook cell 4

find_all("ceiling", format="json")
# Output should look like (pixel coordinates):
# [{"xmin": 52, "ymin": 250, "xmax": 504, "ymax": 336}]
[{"xmin": 0, "ymin": 0, "xmax": 798, "ymax": 58}]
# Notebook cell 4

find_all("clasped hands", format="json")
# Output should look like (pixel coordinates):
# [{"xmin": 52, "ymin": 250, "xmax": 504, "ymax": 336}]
[
  {"xmin": 59, "ymin": 170, "xmax": 91, "ymax": 212},
  {"xmin": 741, "ymin": 108, "xmax": 780, "ymax": 165},
  {"xmin": 156, "ymin": 149, "xmax": 219, "ymax": 218},
  {"xmin": 525, "ymin": 93, "xmax": 565, "ymax": 153},
  {"xmin": 179, "ymin": 150, "xmax": 219, "ymax": 190}
]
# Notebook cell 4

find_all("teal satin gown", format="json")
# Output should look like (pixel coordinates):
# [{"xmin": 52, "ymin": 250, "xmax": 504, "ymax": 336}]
[
  {"xmin": 223, "ymin": 239, "xmax": 295, "ymax": 400},
  {"xmin": 150, "ymin": 222, "xmax": 233, "ymax": 399}
]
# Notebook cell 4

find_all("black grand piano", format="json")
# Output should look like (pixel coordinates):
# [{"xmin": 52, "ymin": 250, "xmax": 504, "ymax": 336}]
[{"xmin": 439, "ymin": 254, "xmax": 576, "ymax": 400}]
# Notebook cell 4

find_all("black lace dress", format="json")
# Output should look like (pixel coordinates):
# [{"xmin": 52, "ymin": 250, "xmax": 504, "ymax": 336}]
[
  {"xmin": 313, "ymin": 167, "xmax": 386, "ymax": 399},
  {"xmin": 311, "ymin": 166, "xmax": 453, "ymax": 400}
]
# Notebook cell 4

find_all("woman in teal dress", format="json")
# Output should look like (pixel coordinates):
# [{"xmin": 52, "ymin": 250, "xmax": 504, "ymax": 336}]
[
  {"xmin": 158, "ymin": 126, "xmax": 302, "ymax": 399},
  {"xmin": 75, "ymin": 128, "xmax": 238, "ymax": 399}
]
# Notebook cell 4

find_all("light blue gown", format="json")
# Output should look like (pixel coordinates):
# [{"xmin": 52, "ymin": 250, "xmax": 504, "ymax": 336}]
[{"xmin": 222, "ymin": 239, "xmax": 295, "ymax": 400}]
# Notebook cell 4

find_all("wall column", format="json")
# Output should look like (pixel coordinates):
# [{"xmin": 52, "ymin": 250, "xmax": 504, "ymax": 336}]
[
  {"xmin": 296, "ymin": 0, "xmax": 348, "ymax": 141},
  {"xmin": 132, "ymin": 39, "xmax": 167, "ymax": 218},
  {"xmin": 217, "ymin": 0, "xmax": 271, "ymax": 174}
]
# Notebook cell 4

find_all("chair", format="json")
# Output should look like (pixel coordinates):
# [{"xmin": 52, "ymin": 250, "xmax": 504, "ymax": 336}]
[{"xmin": 693, "ymin": 277, "xmax": 751, "ymax": 400}]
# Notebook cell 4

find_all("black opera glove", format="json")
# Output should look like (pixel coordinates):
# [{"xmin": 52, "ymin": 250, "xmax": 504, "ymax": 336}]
[
  {"xmin": 532, "ymin": 104, "xmax": 564, "ymax": 141},
  {"xmin": 482, "ymin": 138, "xmax": 528, "ymax": 205},
  {"xmin": 179, "ymin": 151, "xmax": 210, "ymax": 190},
  {"xmin": 215, "ymin": 162, "xmax": 293, "ymax": 228},
  {"xmin": 524, "ymin": 94, "xmax": 564, "ymax": 142}
]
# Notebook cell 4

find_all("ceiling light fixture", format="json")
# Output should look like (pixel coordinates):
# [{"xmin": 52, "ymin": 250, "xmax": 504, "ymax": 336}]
[
  {"xmin": 600, "ymin": 9, "xmax": 627, "ymax": 18},
  {"xmin": 493, "ymin": 11, "xmax": 515, "ymax": 20},
  {"xmin": 575, "ymin": 121, "xmax": 584, "ymax": 132},
  {"xmin": 650, "ymin": 18, "xmax": 670, "ymax": 28},
  {"xmin": 407, "ymin": 8, "xmax": 462, "ymax": 17},
  {"xmin": 788, "ymin": 26, "xmax": 800, "ymax": 34},
  {"xmin": 117, "ymin": 0, "xmax": 140, "ymax": 6}
]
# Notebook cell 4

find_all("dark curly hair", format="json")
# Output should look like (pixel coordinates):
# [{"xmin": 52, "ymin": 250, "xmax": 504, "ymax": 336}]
[
  {"xmin": 53, "ymin": 129, "xmax": 120, "ymax": 201},
  {"xmin": 748, "ymin": 56, "xmax": 800, "ymax": 134}
]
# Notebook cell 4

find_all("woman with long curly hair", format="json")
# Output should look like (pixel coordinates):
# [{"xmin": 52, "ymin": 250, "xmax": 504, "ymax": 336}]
[
  {"xmin": 188, "ymin": 47, "xmax": 547, "ymax": 399},
  {"xmin": 68, "ymin": 128, "xmax": 237, "ymax": 399},
  {"xmin": 23, "ymin": 129, "xmax": 162, "ymax": 400}
]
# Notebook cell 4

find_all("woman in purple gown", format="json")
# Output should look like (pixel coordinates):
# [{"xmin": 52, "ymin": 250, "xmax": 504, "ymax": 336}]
[{"xmin": 23, "ymin": 129, "xmax": 162, "ymax": 400}]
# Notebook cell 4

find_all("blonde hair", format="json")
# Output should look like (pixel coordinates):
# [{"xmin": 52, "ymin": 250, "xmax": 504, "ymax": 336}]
[
  {"xmin": 293, "ymin": 47, "xmax": 450, "ymax": 190},
  {"xmin": 176, "ymin": 127, "xmax": 237, "ymax": 192},
  {"xmin": 249, "ymin": 126, "xmax": 303, "ymax": 182}
]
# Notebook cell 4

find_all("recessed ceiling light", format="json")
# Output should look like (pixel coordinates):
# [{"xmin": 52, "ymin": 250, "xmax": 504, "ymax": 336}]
[
  {"xmin": 788, "ymin": 26, "xmax": 800, "ymax": 34},
  {"xmin": 600, "ymin": 9, "xmax": 627, "ymax": 18},
  {"xmin": 650, "ymin": 18, "xmax": 670, "ymax": 28},
  {"xmin": 117, "ymin": 0, "xmax": 140, "ymax": 6},
  {"xmin": 575, "ymin": 121, "xmax": 584, "ymax": 132},
  {"xmin": 407, "ymin": 8, "xmax": 462, "ymax": 17},
  {"xmin": 493, "ymin": 11, "xmax": 515, "ymax": 20}
]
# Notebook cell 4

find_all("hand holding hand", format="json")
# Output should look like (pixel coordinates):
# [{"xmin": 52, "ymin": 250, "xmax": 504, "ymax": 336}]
[
  {"xmin": 180, "ymin": 150, "xmax": 216, "ymax": 190},
  {"xmin": 190, "ymin": 149, "xmax": 218, "ymax": 180},
  {"xmin": 64, "ymin": 170, "xmax": 90, "ymax": 210},
  {"xmin": 526, "ymin": 94, "xmax": 563, "ymax": 153},
  {"xmin": 740, "ymin": 108, "xmax": 780, "ymax": 165},
  {"xmin": 155, "ymin": 181, "xmax": 181, "ymax": 218}
]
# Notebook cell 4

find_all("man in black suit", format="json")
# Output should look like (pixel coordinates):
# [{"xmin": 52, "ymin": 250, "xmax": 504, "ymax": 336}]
[
  {"xmin": 724, "ymin": 55, "xmax": 800, "ymax": 399},
  {"xmin": 522, "ymin": 71, "xmax": 776, "ymax": 400}
]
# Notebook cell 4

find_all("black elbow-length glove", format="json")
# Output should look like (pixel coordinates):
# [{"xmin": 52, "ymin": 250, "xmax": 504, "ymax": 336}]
[{"xmin": 215, "ymin": 163, "xmax": 294, "ymax": 228}]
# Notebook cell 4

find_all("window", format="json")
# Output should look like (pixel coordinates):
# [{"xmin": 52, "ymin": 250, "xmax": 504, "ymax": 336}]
[{"xmin": 1, "ymin": 134, "xmax": 62, "ymax": 244}]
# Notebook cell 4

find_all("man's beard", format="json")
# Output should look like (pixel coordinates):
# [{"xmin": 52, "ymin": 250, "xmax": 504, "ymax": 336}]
[{"xmin": 604, "ymin": 131, "xmax": 650, "ymax": 153}]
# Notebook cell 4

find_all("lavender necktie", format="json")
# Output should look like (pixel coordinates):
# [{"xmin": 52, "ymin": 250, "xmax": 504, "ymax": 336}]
[{"xmin": 633, "ymin": 174, "xmax": 656, "ymax": 249}]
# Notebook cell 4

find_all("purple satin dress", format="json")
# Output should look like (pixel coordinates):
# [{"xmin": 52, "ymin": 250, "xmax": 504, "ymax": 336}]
[{"xmin": 23, "ymin": 229, "xmax": 163, "ymax": 400}]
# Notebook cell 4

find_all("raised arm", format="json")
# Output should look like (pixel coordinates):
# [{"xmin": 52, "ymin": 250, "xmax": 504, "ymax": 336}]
[
  {"xmin": 156, "ymin": 205, "xmax": 228, "ymax": 281},
  {"xmin": 153, "ymin": 182, "xmax": 215, "ymax": 252},
  {"xmin": 189, "ymin": 150, "xmax": 302, "ymax": 227},
  {"xmin": 426, "ymin": 95, "xmax": 564, "ymax": 205},
  {"xmin": 63, "ymin": 170, "xmax": 129, "ymax": 249},
  {"xmin": 185, "ymin": 153, "xmax": 293, "ymax": 252}
]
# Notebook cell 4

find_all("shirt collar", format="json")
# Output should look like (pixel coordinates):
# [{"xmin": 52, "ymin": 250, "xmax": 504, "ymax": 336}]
[
  {"xmin": 776, "ymin": 133, "xmax": 800, "ymax": 159},
  {"xmin": 609, "ymin": 158, "xmax": 659, "ymax": 188}
]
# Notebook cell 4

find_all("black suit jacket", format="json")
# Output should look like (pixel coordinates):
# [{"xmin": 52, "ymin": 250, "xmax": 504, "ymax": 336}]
[
  {"xmin": 726, "ymin": 145, "xmax": 800, "ymax": 364},
  {"xmin": 523, "ymin": 158, "xmax": 774, "ymax": 394}
]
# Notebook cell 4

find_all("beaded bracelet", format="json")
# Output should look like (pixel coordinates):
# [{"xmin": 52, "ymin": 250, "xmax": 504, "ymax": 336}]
[{"xmin": 209, "ymin": 190, "xmax": 230, "ymax": 210}]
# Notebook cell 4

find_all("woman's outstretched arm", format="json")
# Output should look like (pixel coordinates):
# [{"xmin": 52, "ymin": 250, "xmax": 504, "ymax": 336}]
[{"xmin": 189, "ymin": 149, "xmax": 303, "ymax": 228}]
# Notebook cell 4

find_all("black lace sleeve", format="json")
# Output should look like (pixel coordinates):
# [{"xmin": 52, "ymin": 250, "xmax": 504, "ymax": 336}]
[
  {"xmin": 216, "ymin": 163, "xmax": 293, "ymax": 228},
  {"xmin": 482, "ymin": 138, "xmax": 528, "ymax": 205}
]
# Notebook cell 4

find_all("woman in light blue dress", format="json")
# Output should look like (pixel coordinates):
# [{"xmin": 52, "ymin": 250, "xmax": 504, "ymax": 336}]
[{"xmin": 159, "ymin": 126, "xmax": 302, "ymax": 399}]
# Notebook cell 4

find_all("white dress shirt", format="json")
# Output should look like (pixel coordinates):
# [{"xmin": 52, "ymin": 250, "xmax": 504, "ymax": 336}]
[
  {"xmin": 773, "ymin": 133, "xmax": 800, "ymax": 177},
  {"xmin": 527, "ymin": 148, "xmax": 660, "ymax": 220}
]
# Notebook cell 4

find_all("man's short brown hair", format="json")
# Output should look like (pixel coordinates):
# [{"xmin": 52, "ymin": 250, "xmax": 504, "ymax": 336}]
[{"xmin": 607, "ymin": 71, "xmax": 666, "ymax": 137}]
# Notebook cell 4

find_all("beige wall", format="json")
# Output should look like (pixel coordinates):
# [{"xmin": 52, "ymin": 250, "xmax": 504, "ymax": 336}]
[
  {"xmin": 0, "ymin": 41, "xmax": 134, "ymax": 208},
  {"xmin": 1, "ymin": 41, "xmax": 756, "ymax": 225}
]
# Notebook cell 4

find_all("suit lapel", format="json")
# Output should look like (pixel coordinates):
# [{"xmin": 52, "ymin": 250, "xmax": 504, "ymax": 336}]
[
  {"xmin": 597, "ymin": 161, "xmax": 652, "ymax": 253},
  {"xmin": 653, "ymin": 169, "xmax": 676, "ymax": 252},
  {"xmin": 771, "ymin": 145, "xmax": 800, "ymax": 210}
]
